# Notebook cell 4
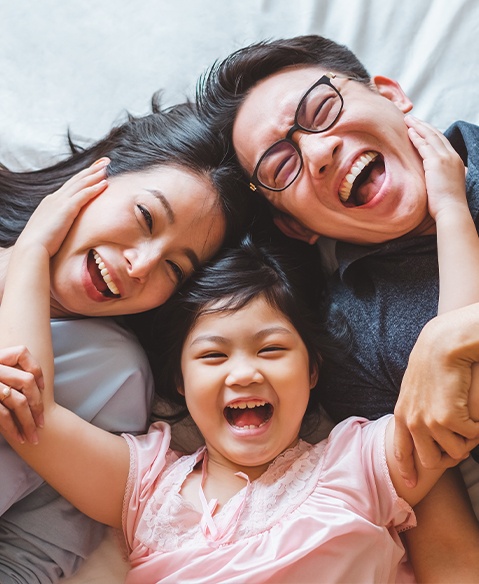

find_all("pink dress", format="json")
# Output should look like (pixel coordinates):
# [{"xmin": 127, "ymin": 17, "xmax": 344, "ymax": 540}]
[{"xmin": 122, "ymin": 415, "xmax": 416, "ymax": 583}]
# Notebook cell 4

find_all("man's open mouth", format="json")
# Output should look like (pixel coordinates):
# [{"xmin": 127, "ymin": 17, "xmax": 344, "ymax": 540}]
[
  {"xmin": 224, "ymin": 400, "xmax": 273, "ymax": 430},
  {"xmin": 339, "ymin": 151, "xmax": 385, "ymax": 207},
  {"xmin": 86, "ymin": 250, "xmax": 120, "ymax": 298}
]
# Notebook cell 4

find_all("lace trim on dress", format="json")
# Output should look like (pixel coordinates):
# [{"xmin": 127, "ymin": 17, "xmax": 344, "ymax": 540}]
[{"xmin": 136, "ymin": 439, "xmax": 327, "ymax": 551}]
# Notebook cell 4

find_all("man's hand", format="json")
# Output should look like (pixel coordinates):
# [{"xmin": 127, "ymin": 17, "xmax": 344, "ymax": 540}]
[{"xmin": 394, "ymin": 306, "xmax": 479, "ymax": 486}]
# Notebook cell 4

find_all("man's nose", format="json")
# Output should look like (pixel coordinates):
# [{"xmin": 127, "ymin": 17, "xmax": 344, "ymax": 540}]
[{"xmin": 299, "ymin": 132, "xmax": 342, "ymax": 176}]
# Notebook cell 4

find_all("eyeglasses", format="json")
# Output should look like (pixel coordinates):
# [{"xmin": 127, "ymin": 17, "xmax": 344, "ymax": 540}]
[{"xmin": 249, "ymin": 72, "xmax": 351, "ymax": 193}]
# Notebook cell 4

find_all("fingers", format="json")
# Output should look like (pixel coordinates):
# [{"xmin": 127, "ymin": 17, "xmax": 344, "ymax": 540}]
[
  {"xmin": 0, "ymin": 384, "xmax": 39, "ymax": 444},
  {"xmin": 393, "ymin": 419, "xmax": 418, "ymax": 488},
  {"xmin": 0, "ymin": 346, "xmax": 44, "ymax": 440},
  {"xmin": 52, "ymin": 158, "xmax": 109, "ymax": 205},
  {"xmin": 413, "ymin": 421, "xmax": 479, "ymax": 466},
  {"xmin": 405, "ymin": 115, "xmax": 456, "ymax": 153}
]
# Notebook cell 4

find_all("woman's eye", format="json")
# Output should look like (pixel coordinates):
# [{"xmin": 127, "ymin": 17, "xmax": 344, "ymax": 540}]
[
  {"xmin": 137, "ymin": 204, "xmax": 153, "ymax": 233},
  {"xmin": 166, "ymin": 260, "xmax": 184, "ymax": 285}
]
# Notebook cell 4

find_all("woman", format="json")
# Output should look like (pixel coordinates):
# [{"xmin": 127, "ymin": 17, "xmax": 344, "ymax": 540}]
[{"xmin": 0, "ymin": 100, "xmax": 251, "ymax": 583}]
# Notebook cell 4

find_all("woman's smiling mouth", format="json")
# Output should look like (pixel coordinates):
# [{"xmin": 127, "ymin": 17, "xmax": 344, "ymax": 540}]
[{"xmin": 87, "ymin": 250, "xmax": 120, "ymax": 297}]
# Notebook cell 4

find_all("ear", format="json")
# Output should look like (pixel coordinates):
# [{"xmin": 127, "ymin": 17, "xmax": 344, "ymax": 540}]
[
  {"xmin": 273, "ymin": 212, "xmax": 319, "ymax": 245},
  {"xmin": 176, "ymin": 381, "xmax": 185, "ymax": 397},
  {"xmin": 309, "ymin": 363, "xmax": 319, "ymax": 390},
  {"xmin": 372, "ymin": 75, "xmax": 413, "ymax": 114}
]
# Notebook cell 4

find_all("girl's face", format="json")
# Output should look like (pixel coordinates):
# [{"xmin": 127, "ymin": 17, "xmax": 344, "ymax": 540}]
[
  {"xmin": 180, "ymin": 296, "xmax": 317, "ymax": 477},
  {"xmin": 49, "ymin": 166, "xmax": 226, "ymax": 318}
]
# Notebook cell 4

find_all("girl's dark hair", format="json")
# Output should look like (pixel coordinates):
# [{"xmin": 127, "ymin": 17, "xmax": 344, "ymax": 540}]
[
  {"xmin": 0, "ymin": 98, "xmax": 252, "ymax": 249},
  {"xmin": 196, "ymin": 35, "xmax": 371, "ymax": 159},
  {"xmin": 141, "ymin": 232, "xmax": 345, "ymax": 431}
]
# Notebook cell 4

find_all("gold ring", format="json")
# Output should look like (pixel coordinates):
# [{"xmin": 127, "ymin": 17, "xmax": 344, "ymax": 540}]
[{"xmin": 0, "ymin": 386, "xmax": 11, "ymax": 402}]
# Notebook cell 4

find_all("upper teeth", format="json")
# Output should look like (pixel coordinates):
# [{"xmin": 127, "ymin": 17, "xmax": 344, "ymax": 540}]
[
  {"xmin": 93, "ymin": 250, "xmax": 120, "ymax": 296},
  {"xmin": 339, "ymin": 151, "xmax": 378, "ymax": 202},
  {"xmin": 227, "ymin": 400, "xmax": 267, "ymax": 410}
]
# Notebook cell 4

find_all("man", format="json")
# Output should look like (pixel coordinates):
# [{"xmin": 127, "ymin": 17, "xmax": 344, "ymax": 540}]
[{"xmin": 197, "ymin": 35, "xmax": 479, "ymax": 581}]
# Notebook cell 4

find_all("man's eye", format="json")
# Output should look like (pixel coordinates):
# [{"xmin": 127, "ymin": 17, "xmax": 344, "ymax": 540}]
[
  {"xmin": 274, "ymin": 155, "xmax": 297, "ymax": 184},
  {"xmin": 166, "ymin": 260, "xmax": 184, "ymax": 284},
  {"xmin": 137, "ymin": 205, "xmax": 153, "ymax": 232},
  {"xmin": 306, "ymin": 95, "xmax": 335, "ymax": 129}
]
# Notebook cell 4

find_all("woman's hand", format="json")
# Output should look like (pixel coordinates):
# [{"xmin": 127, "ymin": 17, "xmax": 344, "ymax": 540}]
[
  {"xmin": 15, "ymin": 158, "xmax": 109, "ymax": 258},
  {"xmin": 394, "ymin": 306, "xmax": 479, "ymax": 487},
  {"xmin": 405, "ymin": 115, "xmax": 467, "ymax": 221},
  {"xmin": 0, "ymin": 346, "xmax": 45, "ymax": 444}
]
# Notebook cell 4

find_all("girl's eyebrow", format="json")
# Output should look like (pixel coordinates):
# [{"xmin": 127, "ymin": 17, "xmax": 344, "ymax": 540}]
[
  {"xmin": 189, "ymin": 326, "xmax": 293, "ymax": 347},
  {"xmin": 253, "ymin": 326, "xmax": 293, "ymax": 340},
  {"xmin": 189, "ymin": 334, "xmax": 227, "ymax": 347}
]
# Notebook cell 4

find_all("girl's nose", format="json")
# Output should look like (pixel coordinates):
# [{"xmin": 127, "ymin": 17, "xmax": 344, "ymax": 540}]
[{"xmin": 225, "ymin": 360, "xmax": 264, "ymax": 387}]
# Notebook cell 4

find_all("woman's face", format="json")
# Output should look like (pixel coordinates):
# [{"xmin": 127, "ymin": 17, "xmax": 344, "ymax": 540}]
[{"xmin": 49, "ymin": 166, "xmax": 226, "ymax": 318}]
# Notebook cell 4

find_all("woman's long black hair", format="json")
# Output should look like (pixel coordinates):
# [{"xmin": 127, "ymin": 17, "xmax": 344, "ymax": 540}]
[{"xmin": 0, "ymin": 96, "xmax": 252, "ymax": 249}]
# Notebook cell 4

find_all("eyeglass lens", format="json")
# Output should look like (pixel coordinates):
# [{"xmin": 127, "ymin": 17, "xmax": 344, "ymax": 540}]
[{"xmin": 256, "ymin": 81, "xmax": 342, "ymax": 191}]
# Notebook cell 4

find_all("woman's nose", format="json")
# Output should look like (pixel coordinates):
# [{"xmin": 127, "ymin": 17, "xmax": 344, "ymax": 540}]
[
  {"xmin": 225, "ymin": 359, "xmax": 264, "ymax": 387},
  {"xmin": 125, "ymin": 247, "xmax": 158, "ymax": 281}
]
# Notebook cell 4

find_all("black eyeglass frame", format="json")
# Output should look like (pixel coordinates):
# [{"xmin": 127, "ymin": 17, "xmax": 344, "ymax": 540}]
[{"xmin": 249, "ymin": 72, "xmax": 349, "ymax": 193}]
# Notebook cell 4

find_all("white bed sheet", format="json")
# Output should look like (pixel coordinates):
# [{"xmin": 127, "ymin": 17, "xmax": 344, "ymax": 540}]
[{"xmin": 1, "ymin": 0, "xmax": 479, "ymax": 581}]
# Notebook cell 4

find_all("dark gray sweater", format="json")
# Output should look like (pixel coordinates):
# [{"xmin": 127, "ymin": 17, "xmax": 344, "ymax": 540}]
[{"xmin": 318, "ymin": 121, "xmax": 479, "ymax": 422}]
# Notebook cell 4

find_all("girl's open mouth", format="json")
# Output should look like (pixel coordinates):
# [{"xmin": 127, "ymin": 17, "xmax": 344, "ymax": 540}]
[{"xmin": 224, "ymin": 400, "xmax": 274, "ymax": 430}]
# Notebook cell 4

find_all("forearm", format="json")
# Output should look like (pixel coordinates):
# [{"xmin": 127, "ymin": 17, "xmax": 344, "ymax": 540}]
[
  {"xmin": 436, "ymin": 205, "xmax": 479, "ymax": 313},
  {"xmin": 0, "ymin": 243, "xmax": 54, "ymax": 394},
  {"xmin": 405, "ymin": 468, "xmax": 479, "ymax": 583}
]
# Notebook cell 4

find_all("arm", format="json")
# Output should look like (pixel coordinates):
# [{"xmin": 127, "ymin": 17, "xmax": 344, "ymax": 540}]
[
  {"xmin": 0, "ymin": 161, "xmax": 129, "ymax": 528},
  {"xmin": 394, "ymin": 117, "xmax": 479, "ymax": 484}
]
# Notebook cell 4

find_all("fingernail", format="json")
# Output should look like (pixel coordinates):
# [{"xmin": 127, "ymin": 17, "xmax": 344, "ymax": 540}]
[
  {"xmin": 405, "ymin": 479, "xmax": 416, "ymax": 489},
  {"xmin": 31, "ymin": 431, "xmax": 39, "ymax": 445},
  {"xmin": 38, "ymin": 414, "xmax": 44, "ymax": 429}
]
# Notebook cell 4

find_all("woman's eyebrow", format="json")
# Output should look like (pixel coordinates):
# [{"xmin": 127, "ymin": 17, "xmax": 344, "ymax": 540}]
[{"xmin": 148, "ymin": 189, "xmax": 174, "ymax": 224}]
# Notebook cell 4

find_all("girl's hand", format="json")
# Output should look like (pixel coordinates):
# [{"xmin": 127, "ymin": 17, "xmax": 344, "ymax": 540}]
[
  {"xmin": 15, "ymin": 158, "xmax": 109, "ymax": 258},
  {"xmin": 405, "ymin": 115, "xmax": 467, "ymax": 221},
  {"xmin": 0, "ymin": 346, "xmax": 45, "ymax": 444}
]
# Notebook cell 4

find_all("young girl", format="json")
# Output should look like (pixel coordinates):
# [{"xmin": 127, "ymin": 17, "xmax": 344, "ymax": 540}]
[
  {"xmin": 0, "ymin": 111, "xmax": 478, "ymax": 581},
  {"xmin": 0, "ymin": 101, "xmax": 251, "ymax": 582}
]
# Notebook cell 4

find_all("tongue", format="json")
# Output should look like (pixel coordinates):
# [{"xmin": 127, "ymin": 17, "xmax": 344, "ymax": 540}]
[
  {"xmin": 354, "ymin": 159, "xmax": 385, "ymax": 206},
  {"xmin": 229, "ymin": 407, "xmax": 267, "ymax": 428}
]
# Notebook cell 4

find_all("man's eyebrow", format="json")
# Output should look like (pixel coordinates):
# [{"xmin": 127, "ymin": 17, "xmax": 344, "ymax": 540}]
[
  {"xmin": 147, "ymin": 188, "xmax": 200, "ymax": 271},
  {"xmin": 148, "ymin": 189, "xmax": 174, "ymax": 224}
]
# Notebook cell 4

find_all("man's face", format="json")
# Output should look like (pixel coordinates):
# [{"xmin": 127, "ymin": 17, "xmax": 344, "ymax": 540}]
[{"xmin": 233, "ymin": 66, "xmax": 430, "ymax": 245}]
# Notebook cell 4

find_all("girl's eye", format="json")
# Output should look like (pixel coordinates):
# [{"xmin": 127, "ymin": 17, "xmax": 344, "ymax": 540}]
[
  {"xmin": 166, "ymin": 260, "xmax": 184, "ymax": 285},
  {"xmin": 259, "ymin": 346, "xmax": 285, "ymax": 354},
  {"xmin": 199, "ymin": 352, "xmax": 226, "ymax": 360},
  {"xmin": 137, "ymin": 204, "xmax": 153, "ymax": 233}
]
